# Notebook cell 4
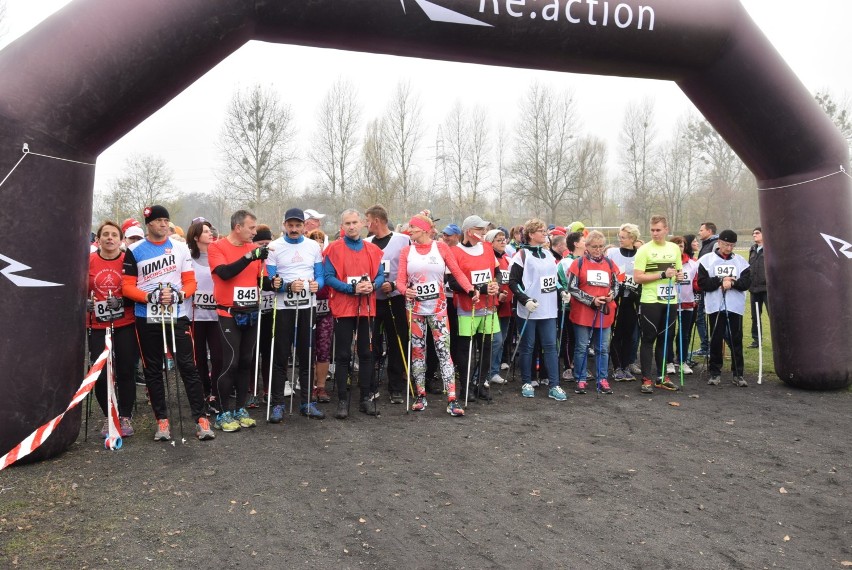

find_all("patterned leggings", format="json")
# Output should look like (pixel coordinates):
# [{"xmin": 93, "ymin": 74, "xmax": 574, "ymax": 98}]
[{"xmin": 411, "ymin": 313, "xmax": 456, "ymax": 398}]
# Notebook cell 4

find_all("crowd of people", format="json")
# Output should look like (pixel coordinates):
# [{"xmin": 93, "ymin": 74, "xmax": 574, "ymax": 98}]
[{"xmin": 86, "ymin": 205, "xmax": 768, "ymax": 442}]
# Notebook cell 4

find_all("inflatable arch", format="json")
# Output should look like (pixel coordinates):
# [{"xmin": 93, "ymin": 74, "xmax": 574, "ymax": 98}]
[{"xmin": 0, "ymin": 0, "xmax": 849, "ymax": 462}]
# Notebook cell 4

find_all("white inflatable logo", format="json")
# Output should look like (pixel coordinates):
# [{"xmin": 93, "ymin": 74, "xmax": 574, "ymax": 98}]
[
  {"xmin": 401, "ymin": 0, "xmax": 492, "ymax": 27},
  {"xmin": 0, "ymin": 254, "xmax": 63, "ymax": 287},
  {"xmin": 820, "ymin": 233, "xmax": 852, "ymax": 259}
]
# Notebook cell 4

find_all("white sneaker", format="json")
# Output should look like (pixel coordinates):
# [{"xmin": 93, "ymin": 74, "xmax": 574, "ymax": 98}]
[
  {"xmin": 283, "ymin": 381, "xmax": 293, "ymax": 397},
  {"xmin": 628, "ymin": 363, "xmax": 642, "ymax": 376},
  {"xmin": 530, "ymin": 379, "xmax": 540, "ymax": 388},
  {"xmin": 294, "ymin": 381, "xmax": 301, "ymax": 390},
  {"xmin": 490, "ymin": 374, "xmax": 507, "ymax": 385},
  {"xmin": 666, "ymin": 363, "xmax": 676, "ymax": 374},
  {"xmin": 501, "ymin": 362, "xmax": 510, "ymax": 371},
  {"xmin": 562, "ymin": 368, "xmax": 574, "ymax": 380},
  {"xmin": 680, "ymin": 363, "xmax": 694, "ymax": 375}
]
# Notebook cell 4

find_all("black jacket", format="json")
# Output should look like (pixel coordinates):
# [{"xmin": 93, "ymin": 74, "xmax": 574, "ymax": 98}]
[
  {"xmin": 748, "ymin": 244, "xmax": 766, "ymax": 293},
  {"xmin": 698, "ymin": 235, "xmax": 718, "ymax": 259}
]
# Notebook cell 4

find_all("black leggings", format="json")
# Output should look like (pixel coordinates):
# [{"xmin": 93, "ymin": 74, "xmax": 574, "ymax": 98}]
[
  {"xmin": 333, "ymin": 316, "xmax": 376, "ymax": 400},
  {"xmin": 271, "ymin": 308, "xmax": 314, "ymax": 406},
  {"xmin": 90, "ymin": 324, "xmax": 138, "ymax": 418},
  {"xmin": 216, "ymin": 315, "xmax": 258, "ymax": 412},
  {"xmin": 639, "ymin": 303, "xmax": 676, "ymax": 379},
  {"xmin": 610, "ymin": 296, "xmax": 639, "ymax": 370},
  {"xmin": 191, "ymin": 320, "xmax": 223, "ymax": 398}
]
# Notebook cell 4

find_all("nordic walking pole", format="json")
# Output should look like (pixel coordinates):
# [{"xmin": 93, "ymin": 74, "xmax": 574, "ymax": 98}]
[
  {"xmin": 158, "ymin": 285, "xmax": 174, "ymax": 428},
  {"xmin": 756, "ymin": 300, "xmax": 763, "ymax": 384},
  {"xmin": 349, "ymin": 292, "xmax": 363, "ymax": 418},
  {"xmin": 306, "ymin": 282, "xmax": 316, "ymax": 409},
  {"xmin": 387, "ymin": 298, "xmax": 413, "ymax": 398},
  {"xmin": 364, "ymin": 282, "xmax": 378, "ymax": 415},
  {"xmin": 596, "ymin": 308, "xmax": 604, "ymax": 395},
  {"xmin": 289, "ymin": 291, "xmax": 300, "ymax": 415},
  {"xmin": 405, "ymin": 301, "xmax": 413, "ymax": 414},
  {"xmin": 464, "ymin": 304, "xmax": 476, "ymax": 408},
  {"xmin": 660, "ymin": 277, "xmax": 673, "ymax": 385},
  {"xmin": 722, "ymin": 290, "xmax": 739, "ymax": 379},
  {"xmin": 167, "ymin": 285, "xmax": 185, "ymax": 441},
  {"xmin": 676, "ymin": 284, "xmax": 685, "ymax": 387},
  {"xmin": 266, "ymin": 275, "xmax": 279, "ymax": 422},
  {"xmin": 478, "ymin": 288, "xmax": 496, "ymax": 403},
  {"xmin": 252, "ymin": 261, "xmax": 265, "ymax": 401}
]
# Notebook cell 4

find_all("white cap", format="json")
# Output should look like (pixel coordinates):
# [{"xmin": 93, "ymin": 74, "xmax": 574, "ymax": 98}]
[
  {"xmin": 304, "ymin": 209, "xmax": 326, "ymax": 221},
  {"xmin": 125, "ymin": 226, "xmax": 144, "ymax": 239}
]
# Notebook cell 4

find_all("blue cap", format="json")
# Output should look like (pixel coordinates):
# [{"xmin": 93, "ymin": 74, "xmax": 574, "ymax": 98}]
[{"xmin": 442, "ymin": 224, "xmax": 461, "ymax": 236}]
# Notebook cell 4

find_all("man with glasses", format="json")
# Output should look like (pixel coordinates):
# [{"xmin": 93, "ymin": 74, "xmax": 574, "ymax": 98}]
[
  {"xmin": 697, "ymin": 229, "xmax": 752, "ymax": 387},
  {"xmin": 632, "ymin": 215, "xmax": 683, "ymax": 394}
]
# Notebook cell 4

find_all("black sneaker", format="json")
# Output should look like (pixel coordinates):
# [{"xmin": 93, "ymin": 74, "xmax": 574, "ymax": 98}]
[
  {"xmin": 335, "ymin": 399, "xmax": 348, "ymax": 420},
  {"xmin": 359, "ymin": 395, "xmax": 380, "ymax": 416},
  {"xmin": 747, "ymin": 341, "xmax": 759, "ymax": 349},
  {"xmin": 476, "ymin": 383, "xmax": 492, "ymax": 401},
  {"xmin": 389, "ymin": 391, "xmax": 404, "ymax": 404}
]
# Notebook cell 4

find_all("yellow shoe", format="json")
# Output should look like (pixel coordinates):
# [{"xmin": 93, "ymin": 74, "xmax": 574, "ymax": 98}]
[{"xmin": 234, "ymin": 408, "xmax": 257, "ymax": 428}]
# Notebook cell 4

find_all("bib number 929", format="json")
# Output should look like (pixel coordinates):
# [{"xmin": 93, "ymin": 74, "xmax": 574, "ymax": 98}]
[{"xmin": 146, "ymin": 303, "xmax": 174, "ymax": 324}]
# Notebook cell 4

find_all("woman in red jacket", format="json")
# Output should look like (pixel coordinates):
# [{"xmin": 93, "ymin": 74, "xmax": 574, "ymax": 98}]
[{"xmin": 87, "ymin": 221, "xmax": 138, "ymax": 438}]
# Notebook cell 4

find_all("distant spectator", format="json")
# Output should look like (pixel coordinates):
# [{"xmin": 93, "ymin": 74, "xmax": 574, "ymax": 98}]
[{"xmin": 747, "ymin": 227, "xmax": 768, "ymax": 348}]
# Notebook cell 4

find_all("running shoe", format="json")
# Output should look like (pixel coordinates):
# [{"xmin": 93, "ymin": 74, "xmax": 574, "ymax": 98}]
[
  {"xmin": 411, "ymin": 395, "xmax": 428, "ymax": 411},
  {"xmin": 100, "ymin": 418, "xmax": 110, "ymax": 439},
  {"xmin": 521, "ymin": 383, "xmax": 535, "ymax": 398},
  {"xmin": 206, "ymin": 395, "xmax": 221, "ymax": 416},
  {"xmin": 561, "ymin": 368, "xmax": 574, "ymax": 381},
  {"xmin": 574, "ymin": 381, "xmax": 587, "ymax": 395},
  {"xmin": 708, "ymin": 375, "xmax": 721, "ymax": 386},
  {"xmin": 666, "ymin": 363, "xmax": 676, "ymax": 374},
  {"xmin": 597, "ymin": 379, "xmax": 613, "ymax": 394},
  {"xmin": 501, "ymin": 362, "xmax": 510, "ymax": 371},
  {"xmin": 234, "ymin": 408, "xmax": 257, "ymax": 428},
  {"xmin": 196, "ymin": 417, "xmax": 215, "ymax": 440},
  {"xmin": 154, "ymin": 418, "xmax": 171, "ymax": 441},
  {"xmin": 691, "ymin": 349, "xmax": 709, "ymax": 358},
  {"xmin": 733, "ymin": 376, "xmax": 748, "ymax": 387},
  {"xmin": 628, "ymin": 363, "xmax": 642, "ymax": 376},
  {"xmin": 300, "ymin": 402, "xmax": 326, "ymax": 419},
  {"xmin": 269, "ymin": 404, "xmax": 286, "ymax": 424},
  {"xmin": 476, "ymin": 383, "xmax": 492, "ymax": 401},
  {"xmin": 621, "ymin": 368, "xmax": 636, "ymax": 382},
  {"xmin": 214, "ymin": 411, "xmax": 241, "ymax": 432},
  {"xmin": 548, "ymin": 386, "xmax": 568, "ymax": 401},
  {"xmin": 613, "ymin": 368, "xmax": 625, "ymax": 381},
  {"xmin": 119, "ymin": 417, "xmax": 134, "ymax": 438},
  {"xmin": 490, "ymin": 374, "xmax": 507, "ymax": 385},
  {"xmin": 246, "ymin": 394, "xmax": 260, "ymax": 409},
  {"xmin": 530, "ymin": 379, "xmax": 540, "ymax": 388},
  {"xmin": 747, "ymin": 341, "xmax": 759, "ymax": 349},
  {"xmin": 447, "ymin": 400, "xmax": 465, "ymax": 416},
  {"xmin": 656, "ymin": 377, "xmax": 679, "ymax": 391},
  {"xmin": 359, "ymin": 396, "xmax": 380, "ymax": 416},
  {"xmin": 335, "ymin": 399, "xmax": 348, "ymax": 420},
  {"xmin": 640, "ymin": 378, "xmax": 654, "ymax": 394},
  {"xmin": 389, "ymin": 391, "xmax": 404, "ymax": 404},
  {"xmin": 679, "ymin": 363, "xmax": 694, "ymax": 375}
]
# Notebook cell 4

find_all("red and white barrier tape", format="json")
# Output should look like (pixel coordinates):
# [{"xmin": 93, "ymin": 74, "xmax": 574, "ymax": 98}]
[{"xmin": 0, "ymin": 331, "xmax": 114, "ymax": 470}]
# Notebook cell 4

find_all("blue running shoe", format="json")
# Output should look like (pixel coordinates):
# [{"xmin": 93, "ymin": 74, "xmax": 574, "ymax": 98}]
[
  {"xmin": 521, "ymin": 383, "xmax": 535, "ymax": 398},
  {"xmin": 300, "ymin": 402, "xmax": 325, "ymax": 419},
  {"xmin": 548, "ymin": 386, "xmax": 568, "ymax": 401},
  {"xmin": 269, "ymin": 404, "xmax": 286, "ymax": 424}
]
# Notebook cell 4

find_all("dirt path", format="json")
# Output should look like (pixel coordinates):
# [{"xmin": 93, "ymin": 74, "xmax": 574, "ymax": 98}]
[{"xmin": 1, "ymin": 375, "xmax": 850, "ymax": 569}]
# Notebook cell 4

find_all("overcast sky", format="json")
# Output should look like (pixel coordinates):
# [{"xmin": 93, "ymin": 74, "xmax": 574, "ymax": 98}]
[{"xmin": 2, "ymin": 0, "xmax": 850, "ymax": 204}]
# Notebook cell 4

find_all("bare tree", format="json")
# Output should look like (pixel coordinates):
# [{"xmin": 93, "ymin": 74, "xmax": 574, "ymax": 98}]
[
  {"xmin": 310, "ymin": 77, "xmax": 363, "ymax": 202},
  {"xmin": 575, "ymin": 135, "xmax": 609, "ymax": 225},
  {"xmin": 217, "ymin": 84, "xmax": 297, "ymax": 212},
  {"xmin": 467, "ymin": 105, "xmax": 491, "ymax": 210},
  {"xmin": 619, "ymin": 98, "xmax": 659, "ymax": 227},
  {"xmin": 687, "ymin": 119, "xmax": 745, "ymax": 227},
  {"xmin": 360, "ymin": 118, "xmax": 394, "ymax": 208},
  {"xmin": 383, "ymin": 80, "xmax": 424, "ymax": 218},
  {"xmin": 656, "ymin": 117, "xmax": 702, "ymax": 232},
  {"xmin": 815, "ymin": 89, "xmax": 852, "ymax": 154},
  {"xmin": 0, "ymin": 1, "xmax": 7, "ymax": 38},
  {"xmin": 512, "ymin": 82, "xmax": 582, "ymax": 222},
  {"xmin": 492, "ymin": 122, "xmax": 510, "ymax": 213},
  {"xmin": 95, "ymin": 154, "xmax": 177, "ymax": 223}
]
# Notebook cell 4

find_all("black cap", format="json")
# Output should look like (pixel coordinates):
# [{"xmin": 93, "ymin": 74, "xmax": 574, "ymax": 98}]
[
  {"xmin": 284, "ymin": 208, "xmax": 305, "ymax": 222},
  {"xmin": 253, "ymin": 229, "xmax": 273, "ymax": 242},
  {"xmin": 144, "ymin": 205, "xmax": 170, "ymax": 225},
  {"xmin": 718, "ymin": 229, "xmax": 738, "ymax": 243}
]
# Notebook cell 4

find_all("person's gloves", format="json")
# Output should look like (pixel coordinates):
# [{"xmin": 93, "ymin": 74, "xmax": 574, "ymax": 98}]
[
  {"xmin": 106, "ymin": 295, "xmax": 123, "ymax": 310},
  {"xmin": 86, "ymin": 298, "xmax": 95, "ymax": 312},
  {"xmin": 524, "ymin": 299, "xmax": 539, "ymax": 313},
  {"xmin": 560, "ymin": 291, "xmax": 571, "ymax": 304},
  {"xmin": 246, "ymin": 246, "xmax": 269, "ymax": 261}
]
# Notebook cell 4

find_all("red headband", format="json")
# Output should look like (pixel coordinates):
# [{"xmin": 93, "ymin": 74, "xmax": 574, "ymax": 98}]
[{"xmin": 408, "ymin": 217, "xmax": 432, "ymax": 233}]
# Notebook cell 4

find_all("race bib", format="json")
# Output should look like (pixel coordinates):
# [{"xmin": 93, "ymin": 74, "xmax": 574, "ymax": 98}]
[
  {"xmin": 656, "ymin": 283, "xmax": 676, "ymax": 302},
  {"xmin": 381, "ymin": 260, "xmax": 391, "ymax": 278},
  {"xmin": 316, "ymin": 299, "xmax": 330, "ymax": 315},
  {"xmin": 540, "ymin": 275, "xmax": 557, "ymax": 293},
  {"xmin": 347, "ymin": 275, "xmax": 367, "ymax": 289},
  {"xmin": 585, "ymin": 270, "xmax": 608, "ymax": 288},
  {"xmin": 623, "ymin": 275, "xmax": 639, "ymax": 293},
  {"xmin": 284, "ymin": 287, "xmax": 310, "ymax": 308},
  {"xmin": 146, "ymin": 302, "xmax": 174, "ymax": 324},
  {"xmin": 94, "ymin": 299, "xmax": 123, "ymax": 323},
  {"xmin": 415, "ymin": 281, "xmax": 440, "ymax": 301},
  {"xmin": 193, "ymin": 291, "xmax": 216, "ymax": 311},
  {"xmin": 715, "ymin": 264, "xmax": 737, "ymax": 278},
  {"xmin": 260, "ymin": 291, "xmax": 276, "ymax": 313},
  {"xmin": 471, "ymin": 269, "xmax": 491, "ymax": 286},
  {"xmin": 679, "ymin": 270, "xmax": 692, "ymax": 286},
  {"xmin": 234, "ymin": 286, "xmax": 259, "ymax": 307},
  {"xmin": 500, "ymin": 269, "xmax": 510, "ymax": 283}
]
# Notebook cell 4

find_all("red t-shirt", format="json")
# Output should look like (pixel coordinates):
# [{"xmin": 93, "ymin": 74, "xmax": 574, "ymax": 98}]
[
  {"xmin": 208, "ymin": 239, "xmax": 265, "ymax": 318},
  {"xmin": 88, "ymin": 250, "xmax": 134, "ymax": 329}
]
